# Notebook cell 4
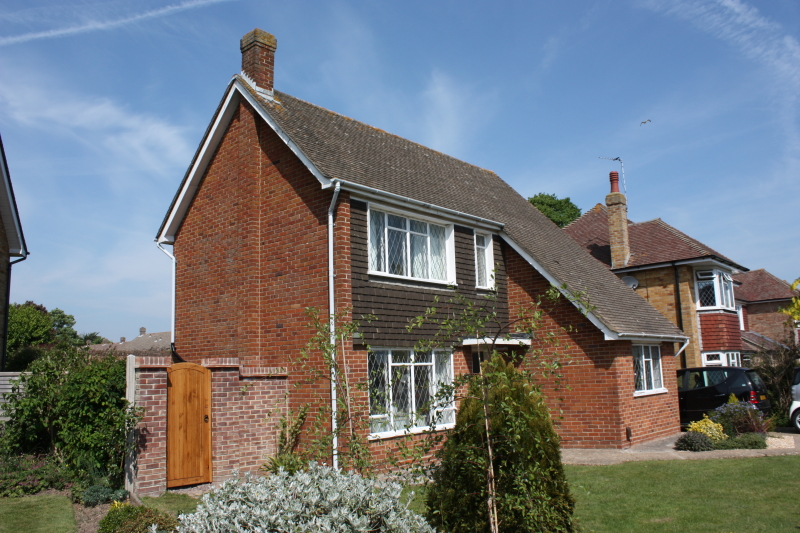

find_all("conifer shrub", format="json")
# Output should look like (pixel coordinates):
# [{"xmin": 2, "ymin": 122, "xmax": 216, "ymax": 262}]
[
  {"xmin": 99, "ymin": 502, "xmax": 178, "ymax": 533},
  {"xmin": 675, "ymin": 432, "xmax": 714, "ymax": 452},
  {"xmin": 176, "ymin": 463, "xmax": 434, "ymax": 533},
  {"xmin": 425, "ymin": 354, "xmax": 574, "ymax": 533}
]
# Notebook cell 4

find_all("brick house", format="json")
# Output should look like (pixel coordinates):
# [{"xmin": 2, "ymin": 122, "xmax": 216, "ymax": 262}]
[
  {"xmin": 0, "ymin": 134, "xmax": 28, "ymax": 371},
  {"xmin": 565, "ymin": 172, "xmax": 748, "ymax": 369},
  {"xmin": 137, "ymin": 29, "xmax": 687, "ymax": 495},
  {"xmin": 733, "ymin": 269, "xmax": 798, "ymax": 354}
]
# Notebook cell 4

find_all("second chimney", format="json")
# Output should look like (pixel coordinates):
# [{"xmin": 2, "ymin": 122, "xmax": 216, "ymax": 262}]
[
  {"xmin": 605, "ymin": 171, "xmax": 630, "ymax": 269},
  {"xmin": 241, "ymin": 29, "xmax": 277, "ymax": 96}
]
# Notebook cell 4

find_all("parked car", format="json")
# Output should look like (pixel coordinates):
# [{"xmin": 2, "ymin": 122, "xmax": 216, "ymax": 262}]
[
  {"xmin": 676, "ymin": 367, "xmax": 771, "ymax": 426},
  {"xmin": 789, "ymin": 368, "xmax": 800, "ymax": 432}
]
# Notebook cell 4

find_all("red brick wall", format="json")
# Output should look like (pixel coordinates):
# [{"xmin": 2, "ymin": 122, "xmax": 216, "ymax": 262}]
[
  {"xmin": 132, "ymin": 357, "xmax": 287, "ymax": 497},
  {"xmin": 745, "ymin": 301, "xmax": 794, "ymax": 343},
  {"xmin": 504, "ymin": 244, "xmax": 680, "ymax": 448},
  {"xmin": 699, "ymin": 311, "xmax": 742, "ymax": 351},
  {"xmin": 173, "ymin": 99, "xmax": 331, "ymax": 369}
]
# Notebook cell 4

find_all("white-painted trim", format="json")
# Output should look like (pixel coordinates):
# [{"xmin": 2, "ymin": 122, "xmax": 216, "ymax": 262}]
[
  {"xmin": 348, "ymin": 187, "xmax": 503, "ymax": 232},
  {"xmin": 0, "ymin": 137, "xmax": 27, "ymax": 257},
  {"xmin": 474, "ymin": 232, "xmax": 495, "ymax": 290},
  {"xmin": 613, "ymin": 257, "xmax": 744, "ymax": 274},
  {"xmin": 367, "ymin": 423, "xmax": 455, "ymax": 441},
  {"xmin": 633, "ymin": 388, "xmax": 669, "ymax": 397},
  {"xmin": 461, "ymin": 337, "xmax": 532, "ymax": 346}
]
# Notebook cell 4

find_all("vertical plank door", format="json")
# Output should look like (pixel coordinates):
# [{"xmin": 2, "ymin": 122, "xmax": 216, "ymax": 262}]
[{"xmin": 166, "ymin": 363, "xmax": 212, "ymax": 487}]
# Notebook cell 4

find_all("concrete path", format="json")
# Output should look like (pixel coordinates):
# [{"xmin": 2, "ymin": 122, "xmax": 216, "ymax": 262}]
[{"xmin": 561, "ymin": 430, "xmax": 800, "ymax": 465}]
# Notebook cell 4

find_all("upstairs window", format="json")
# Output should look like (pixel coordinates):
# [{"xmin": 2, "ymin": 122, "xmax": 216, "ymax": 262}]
[
  {"xmin": 696, "ymin": 269, "xmax": 734, "ymax": 309},
  {"xmin": 369, "ymin": 208, "xmax": 449, "ymax": 282},
  {"xmin": 474, "ymin": 233, "xmax": 494, "ymax": 289}
]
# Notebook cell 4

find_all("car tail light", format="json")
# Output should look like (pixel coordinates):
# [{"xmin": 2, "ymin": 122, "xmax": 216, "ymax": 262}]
[{"xmin": 748, "ymin": 391, "xmax": 758, "ymax": 404}]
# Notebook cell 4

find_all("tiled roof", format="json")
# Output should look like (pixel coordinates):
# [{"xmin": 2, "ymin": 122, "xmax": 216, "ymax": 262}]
[
  {"xmin": 564, "ymin": 203, "xmax": 744, "ymax": 270},
  {"xmin": 89, "ymin": 331, "xmax": 171, "ymax": 353},
  {"xmin": 733, "ymin": 269, "xmax": 797, "ymax": 302},
  {"xmin": 741, "ymin": 330, "xmax": 787, "ymax": 352},
  {"xmin": 244, "ymin": 85, "xmax": 684, "ymax": 339}
]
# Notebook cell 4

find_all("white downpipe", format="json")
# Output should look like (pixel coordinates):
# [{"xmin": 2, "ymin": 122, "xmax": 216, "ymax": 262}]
[
  {"xmin": 675, "ymin": 338, "xmax": 690, "ymax": 360},
  {"xmin": 327, "ymin": 180, "xmax": 341, "ymax": 470},
  {"xmin": 156, "ymin": 242, "xmax": 176, "ymax": 344}
]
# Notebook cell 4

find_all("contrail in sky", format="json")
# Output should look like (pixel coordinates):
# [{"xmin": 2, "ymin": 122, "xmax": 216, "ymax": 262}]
[{"xmin": 0, "ymin": 0, "xmax": 234, "ymax": 46}]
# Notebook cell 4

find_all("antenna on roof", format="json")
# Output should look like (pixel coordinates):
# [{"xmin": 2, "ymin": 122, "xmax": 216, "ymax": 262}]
[{"xmin": 599, "ymin": 157, "xmax": 626, "ymax": 194}]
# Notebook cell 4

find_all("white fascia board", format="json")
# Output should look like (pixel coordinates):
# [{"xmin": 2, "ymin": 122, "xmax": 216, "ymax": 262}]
[
  {"xmin": 613, "ymin": 257, "xmax": 743, "ymax": 274},
  {"xmin": 347, "ymin": 185, "xmax": 503, "ymax": 232},
  {"xmin": 462, "ymin": 337, "xmax": 532, "ymax": 346},
  {"xmin": 0, "ymin": 142, "xmax": 26, "ymax": 257},
  {"xmin": 157, "ymin": 80, "xmax": 332, "ymax": 244},
  {"xmin": 499, "ymin": 232, "xmax": 621, "ymax": 341},
  {"xmin": 619, "ymin": 333, "xmax": 689, "ymax": 343}
]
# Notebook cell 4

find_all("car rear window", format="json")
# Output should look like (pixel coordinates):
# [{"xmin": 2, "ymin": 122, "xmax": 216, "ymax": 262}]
[
  {"xmin": 685, "ymin": 369, "xmax": 730, "ymax": 389},
  {"xmin": 794, "ymin": 368, "xmax": 800, "ymax": 386},
  {"xmin": 746, "ymin": 371, "xmax": 765, "ymax": 390}
]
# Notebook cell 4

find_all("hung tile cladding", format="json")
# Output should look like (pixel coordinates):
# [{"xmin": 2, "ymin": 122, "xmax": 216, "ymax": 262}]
[{"xmin": 152, "ymin": 27, "xmax": 688, "ymax": 485}]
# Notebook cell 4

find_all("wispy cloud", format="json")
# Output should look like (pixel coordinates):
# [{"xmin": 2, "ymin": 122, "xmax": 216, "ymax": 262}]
[{"xmin": 0, "ymin": 0, "xmax": 233, "ymax": 46}]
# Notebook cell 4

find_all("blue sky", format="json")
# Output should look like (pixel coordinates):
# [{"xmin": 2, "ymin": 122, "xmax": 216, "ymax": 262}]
[{"xmin": 0, "ymin": 0, "xmax": 798, "ymax": 341}]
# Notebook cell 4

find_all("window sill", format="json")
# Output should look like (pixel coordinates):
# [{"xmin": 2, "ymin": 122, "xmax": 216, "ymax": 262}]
[
  {"xmin": 368, "ymin": 270, "xmax": 456, "ymax": 287},
  {"xmin": 633, "ymin": 387, "xmax": 668, "ymax": 397},
  {"xmin": 367, "ymin": 423, "xmax": 455, "ymax": 441},
  {"xmin": 696, "ymin": 306, "xmax": 737, "ymax": 312}
]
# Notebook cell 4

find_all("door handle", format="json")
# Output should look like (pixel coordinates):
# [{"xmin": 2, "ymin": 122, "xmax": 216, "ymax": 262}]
[{"xmin": 204, "ymin": 415, "xmax": 209, "ymax": 423}]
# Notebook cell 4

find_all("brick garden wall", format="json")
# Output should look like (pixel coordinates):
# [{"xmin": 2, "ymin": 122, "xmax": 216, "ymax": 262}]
[{"xmin": 131, "ymin": 356, "xmax": 287, "ymax": 497}]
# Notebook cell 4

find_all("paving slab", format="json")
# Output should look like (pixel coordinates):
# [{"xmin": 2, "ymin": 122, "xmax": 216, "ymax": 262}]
[{"xmin": 561, "ymin": 431, "xmax": 800, "ymax": 465}]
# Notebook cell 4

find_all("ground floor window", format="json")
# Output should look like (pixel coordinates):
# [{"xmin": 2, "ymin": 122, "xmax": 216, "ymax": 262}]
[
  {"xmin": 702, "ymin": 351, "xmax": 741, "ymax": 367},
  {"xmin": 633, "ymin": 345, "xmax": 664, "ymax": 394},
  {"xmin": 368, "ymin": 348, "xmax": 454, "ymax": 435}
]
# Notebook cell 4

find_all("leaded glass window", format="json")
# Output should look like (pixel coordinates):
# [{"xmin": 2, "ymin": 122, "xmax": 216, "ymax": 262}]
[{"xmin": 369, "ymin": 209, "xmax": 447, "ymax": 282}]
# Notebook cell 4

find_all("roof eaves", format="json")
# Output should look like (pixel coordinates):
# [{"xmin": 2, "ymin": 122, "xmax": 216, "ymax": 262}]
[{"xmin": 0, "ymin": 135, "xmax": 27, "ymax": 258}]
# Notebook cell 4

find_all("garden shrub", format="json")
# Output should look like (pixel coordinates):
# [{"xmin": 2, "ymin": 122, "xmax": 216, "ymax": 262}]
[
  {"xmin": 79, "ymin": 484, "xmax": 128, "ymax": 507},
  {"xmin": 712, "ymin": 433, "xmax": 768, "ymax": 450},
  {"xmin": 709, "ymin": 401, "xmax": 769, "ymax": 437},
  {"xmin": 176, "ymin": 463, "xmax": 434, "ymax": 533},
  {"xmin": 687, "ymin": 416, "xmax": 727, "ymax": 442},
  {"xmin": 99, "ymin": 502, "xmax": 178, "ymax": 533},
  {"xmin": 0, "ymin": 346, "xmax": 140, "ymax": 491},
  {"xmin": 425, "ymin": 353, "xmax": 574, "ymax": 533},
  {"xmin": 0, "ymin": 453, "xmax": 67, "ymax": 497},
  {"xmin": 675, "ymin": 432, "xmax": 714, "ymax": 452}
]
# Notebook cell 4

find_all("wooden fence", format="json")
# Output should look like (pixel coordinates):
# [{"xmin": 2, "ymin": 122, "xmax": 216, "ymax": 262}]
[{"xmin": 0, "ymin": 372, "xmax": 23, "ymax": 421}]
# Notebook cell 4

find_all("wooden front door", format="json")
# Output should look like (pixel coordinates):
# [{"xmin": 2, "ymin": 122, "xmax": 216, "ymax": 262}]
[{"xmin": 167, "ymin": 363, "xmax": 212, "ymax": 487}]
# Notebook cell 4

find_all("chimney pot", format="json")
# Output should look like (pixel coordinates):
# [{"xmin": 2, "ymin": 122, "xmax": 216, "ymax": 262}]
[
  {"xmin": 240, "ymin": 28, "xmax": 277, "ymax": 96},
  {"xmin": 609, "ymin": 171, "xmax": 620, "ymax": 193}
]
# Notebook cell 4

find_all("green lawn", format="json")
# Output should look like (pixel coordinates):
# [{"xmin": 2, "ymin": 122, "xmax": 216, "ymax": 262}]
[
  {"xmin": 141, "ymin": 492, "xmax": 199, "ymax": 518},
  {"xmin": 566, "ymin": 456, "xmax": 800, "ymax": 532},
  {"xmin": 0, "ymin": 493, "xmax": 76, "ymax": 533}
]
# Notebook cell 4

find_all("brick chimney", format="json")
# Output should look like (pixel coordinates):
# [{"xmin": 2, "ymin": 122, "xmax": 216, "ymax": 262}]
[
  {"xmin": 139, "ymin": 327, "xmax": 146, "ymax": 336},
  {"xmin": 605, "ymin": 171, "xmax": 630, "ymax": 269},
  {"xmin": 240, "ymin": 29, "xmax": 277, "ymax": 97}
]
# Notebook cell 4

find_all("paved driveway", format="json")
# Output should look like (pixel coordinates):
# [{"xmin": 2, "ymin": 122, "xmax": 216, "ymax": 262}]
[{"xmin": 561, "ymin": 431, "xmax": 800, "ymax": 465}]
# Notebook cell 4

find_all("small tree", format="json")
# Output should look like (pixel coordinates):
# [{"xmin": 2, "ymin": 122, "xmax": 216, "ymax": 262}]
[
  {"xmin": 426, "ymin": 353, "xmax": 574, "ymax": 533},
  {"xmin": 752, "ymin": 341, "xmax": 799, "ymax": 426},
  {"xmin": 7, "ymin": 302, "xmax": 53, "ymax": 355},
  {"xmin": 780, "ymin": 278, "xmax": 800, "ymax": 323},
  {"xmin": 528, "ymin": 193, "xmax": 581, "ymax": 228}
]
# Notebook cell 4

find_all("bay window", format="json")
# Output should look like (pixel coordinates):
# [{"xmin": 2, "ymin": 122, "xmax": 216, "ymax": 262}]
[{"xmin": 695, "ymin": 269, "xmax": 735, "ymax": 309}]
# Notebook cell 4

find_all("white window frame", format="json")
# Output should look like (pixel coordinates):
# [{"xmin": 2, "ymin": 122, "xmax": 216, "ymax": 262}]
[
  {"xmin": 694, "ymin": 268, "xmax": 735, "ymax": 310},
  {"xmin": 702, "ymin": 351, "xmax": 741, "ymax": 367},
  {"xmin": 633, "ymin": 344, "xmax": 667, "ymax": 396},
  {"xmin": 474, "ymin": 232, "xmax": 495, "ymax": 289},
  {"xmin": 367, "ymin": 204, "xmax": 456, "ymax": 285},
  {"xmin": 367, "ymin": 348, "xmax": 455, "ymax": 439}
]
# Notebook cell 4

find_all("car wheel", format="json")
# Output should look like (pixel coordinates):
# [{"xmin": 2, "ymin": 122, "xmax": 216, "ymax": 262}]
[{"xmin": 793, "ymin": 410, "xmax": 800, "ymax": 433}]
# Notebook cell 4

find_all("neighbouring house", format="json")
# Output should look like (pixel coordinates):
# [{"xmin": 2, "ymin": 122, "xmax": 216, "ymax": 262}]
[
  {"xmin": 733, "ymin": 269, "xmax": 798, "ymax": 356},
  {"xmin": 89, "ymin": 327, "xmax": 171, "ymax": 356},
  {"xmin": 565, "ymin": 171, "xmax": 748, "ymax": 369},
  {"xmin": 133, "ymin": 28, "xmax": 687, "ymax": 496},
  {"xmin": 0, "ymin": 134, "xmax": 28, "ymax": 372}
]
